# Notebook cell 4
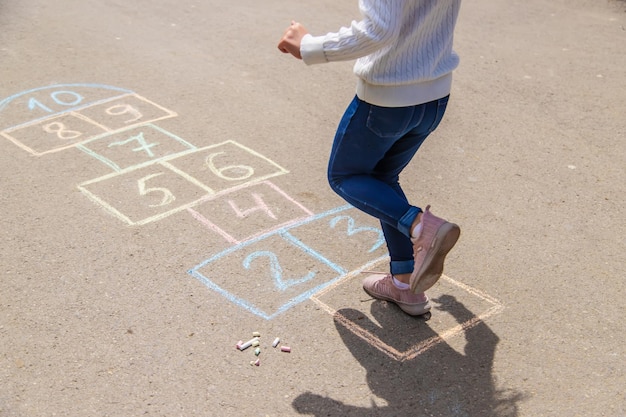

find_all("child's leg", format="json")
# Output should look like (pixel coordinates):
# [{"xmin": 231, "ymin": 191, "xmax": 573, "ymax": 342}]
[
  {"xmin": 327, "ymin": 97, "xmax": 424, "ymax": 231},
  {"xmin": 327, "ymin": 96, "xmax": 442, "ymax": 277}
]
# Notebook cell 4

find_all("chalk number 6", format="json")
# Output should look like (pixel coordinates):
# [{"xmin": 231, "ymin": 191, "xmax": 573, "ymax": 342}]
[{"xmin": 205, "ymin": 152, "xmax": 254, "ymax": 181}]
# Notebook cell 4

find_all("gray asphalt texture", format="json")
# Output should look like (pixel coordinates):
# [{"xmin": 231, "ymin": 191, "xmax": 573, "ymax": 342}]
[{"xmin": 1, "ymin": 0, "xmax": 625, "ymax": 416}]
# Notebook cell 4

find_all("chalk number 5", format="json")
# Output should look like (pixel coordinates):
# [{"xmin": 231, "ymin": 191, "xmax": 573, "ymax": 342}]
[{"xmin": 137, "ymin": 173, "xmax": 175, "ymax": 207}]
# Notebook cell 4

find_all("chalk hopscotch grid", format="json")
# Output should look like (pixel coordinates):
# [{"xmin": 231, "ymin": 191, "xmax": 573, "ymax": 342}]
[
  {"xmin": 311, "ymin": 269, "xmax": 505, "ymax": 362},
  {"xmin": 188, "ymin": 204, "xmax": 390, "ymax": 320},
  {"xmin": 0, "ymin": 83, "xmax": 133, "ymax": 127},
  {"xmin": 187, "ymin": 180, "xmax": 315, "ymax": 245},
  {"xmin": 2, "ymin": 84, "xmax": 506, "ymax": 354},
  {"xmin": 4, "ymin": 84, "xmax": 335, "ymax": 319},
  {"xmin": 76, "ymin": 123, "xmax": 198, "ymax": 172},
  {"xmin": 0, "ymin": 112, "xmax": 108, "ymax": 156},
  {"xmin": 1, "ymin": 91, "xmax": 173, "ymax": 131},
  {"xmin": 0, "ymin": 93, "xmax": 135, "ymax": 133},
  {"xmin": 1, "ymin": 93, "xmax": 178, "ymax": 156},
  {"xmin": 1, "ymin": 85, "xmax": 131, "ymax": 154},
  {"xmin": 73, "ymin": 93, "xmax": 178, "ymax": 127},
  {"xmin": 78, "ymin": 140, "xmax": 290, "ymax": 226}
]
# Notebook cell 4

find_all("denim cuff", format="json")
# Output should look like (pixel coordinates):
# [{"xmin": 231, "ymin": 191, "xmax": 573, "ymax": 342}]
[
  {"xmin": 397, "ymin": 206, "xmax": 422, "ymax": 237},
  {"xmin": 390, "ymin": 259, "xmax": 415, "ymax": 276}
]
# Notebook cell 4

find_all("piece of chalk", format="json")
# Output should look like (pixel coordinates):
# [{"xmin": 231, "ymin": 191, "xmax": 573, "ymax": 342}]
[
  {"xmin": 254, "ymin": 359, "xmax": 260, "ymax": 366},
  {"xmin": 236, "ymin": 340, "xmax": 243, "ymax": 349},
  {"xmin": 272, "ymin": 337, "xmax": 280, "ymax": 348},
  {"xmin": 280, "ymin": 346, "xmax": 291, "ymax": 353},
  {"xmin": 252, "ymin": 331, "xmax": 261, "ymax": 338},
  {"xmin": 238, "ymin": 337, "xmax": 259, "ymax": 351},
  {"xmin": 251, "ymin": 339, "xmax": 260, "ymax": 347},
  {"xmin": 254, "ymin": 347, "xmax": 261, "ymax": 356}
]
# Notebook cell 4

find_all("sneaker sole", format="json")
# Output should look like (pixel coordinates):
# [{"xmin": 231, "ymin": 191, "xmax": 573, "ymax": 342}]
[
  {"xmin": 410, "ymin": 222, "xmax": 460, "ymax": 294},
  {"xmin": 363, "ymin": 286, "xmax": 432, "ymax": 316}
]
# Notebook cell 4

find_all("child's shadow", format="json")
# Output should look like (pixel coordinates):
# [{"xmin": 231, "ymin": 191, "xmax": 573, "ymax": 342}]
[{"xmin": 293, "ymin": 295, "xmax": 525, "ymax": 416}]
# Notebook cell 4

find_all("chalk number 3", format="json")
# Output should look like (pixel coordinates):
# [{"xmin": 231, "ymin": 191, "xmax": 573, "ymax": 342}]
[{"xmin": 330, "ymin": 215, "xmax": 385, "ymax": 253}]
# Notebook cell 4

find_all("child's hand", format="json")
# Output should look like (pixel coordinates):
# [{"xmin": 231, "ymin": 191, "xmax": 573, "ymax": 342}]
[{"xmin": 278, "ymin": 21, "xmax": 308, "ymax": 60}]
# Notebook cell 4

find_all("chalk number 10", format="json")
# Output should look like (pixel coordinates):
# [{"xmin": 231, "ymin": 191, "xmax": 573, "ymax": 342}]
[{"xmin": 28, "ymin": 91, "xmax": 83, "ymax": 114}]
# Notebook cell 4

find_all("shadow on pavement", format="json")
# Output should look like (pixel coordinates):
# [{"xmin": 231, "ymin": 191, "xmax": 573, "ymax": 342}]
[{"xmin": 293, "ymin": 295, "xmax": 526, "ymax": 416}]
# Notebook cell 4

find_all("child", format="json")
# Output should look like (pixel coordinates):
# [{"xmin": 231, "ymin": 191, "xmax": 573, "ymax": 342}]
[{"xmin": 278, "ymin": 0, "xmax": 462, "ymax": 316}]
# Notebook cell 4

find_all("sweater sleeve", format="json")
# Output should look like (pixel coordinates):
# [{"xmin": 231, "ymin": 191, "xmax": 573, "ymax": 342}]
[{"xmin": 301, "ymin": 0, "xmax": 403, "ymax": 66}]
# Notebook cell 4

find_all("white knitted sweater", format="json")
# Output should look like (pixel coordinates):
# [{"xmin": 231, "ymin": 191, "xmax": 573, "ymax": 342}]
[{"xmin": 301, "ymin": 0, "xmax": 461, "ymax": 107}]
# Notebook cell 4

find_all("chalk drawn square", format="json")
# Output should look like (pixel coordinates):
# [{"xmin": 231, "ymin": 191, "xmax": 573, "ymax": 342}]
[
  {"xmin": 78, "ymin": 162, "xmax": 211, "ymax": 226},
  {"xmin": 78, "ymin": 124, "xmax": 197, "ymax": 172},
  {"xmin": 188, "ymin": 181, "xmax": 314, "ymax": 244},
  {"xmin": 188, "ymin": 234, "xmax": 345, "ymax": 320},
  {"xmin": 75, "ymin": 94, "xmax": 177, "ymax": 131},
  {"xmin": 165, "ymin": 141, "xmax": 289, "ymax": 195},
  {"xmin": 0, "ymin": 84, "xmax": 132, "ymax": 132},
  {"xmin": 2, "ymin": 113, "xmax": 107, "ymax": 156},
  {"xmin": 311, "ymin": 271, "xmax": 504, "ymax": 362},
  {"xmin": 286, "ymin": 206, "xmax": 390, "ymax": 274}
]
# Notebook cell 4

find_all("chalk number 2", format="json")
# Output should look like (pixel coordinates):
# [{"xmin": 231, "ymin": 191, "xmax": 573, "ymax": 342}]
[{"xmin": 244, "ymin": 251, "xmax": 316, "ymax": 292}]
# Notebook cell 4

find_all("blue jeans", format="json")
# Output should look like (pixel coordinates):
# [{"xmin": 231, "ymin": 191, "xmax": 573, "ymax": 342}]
[{"xmin": 327, "ymin": 95, "xmax": 449, "ymax": 276}]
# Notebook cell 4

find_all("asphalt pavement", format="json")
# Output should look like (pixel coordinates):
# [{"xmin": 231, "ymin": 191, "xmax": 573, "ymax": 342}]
[{"xmin": 1, "ymin": 0, "xmax": 625, "ymax": 416}]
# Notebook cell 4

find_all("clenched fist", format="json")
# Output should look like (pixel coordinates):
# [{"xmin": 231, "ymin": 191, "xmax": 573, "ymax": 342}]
[{"xmin": 278, "ymin": 21, "xmax": 309, "ymax": 60}]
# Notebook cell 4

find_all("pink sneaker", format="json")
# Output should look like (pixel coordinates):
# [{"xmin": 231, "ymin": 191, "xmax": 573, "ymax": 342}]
[
  {"xmin": 410, "ymin": 205, "xmax": 460, "ymax": 294},
  {"xmin": 362, "ymin": 274, "xmax": 431, "ymax": 316}
]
